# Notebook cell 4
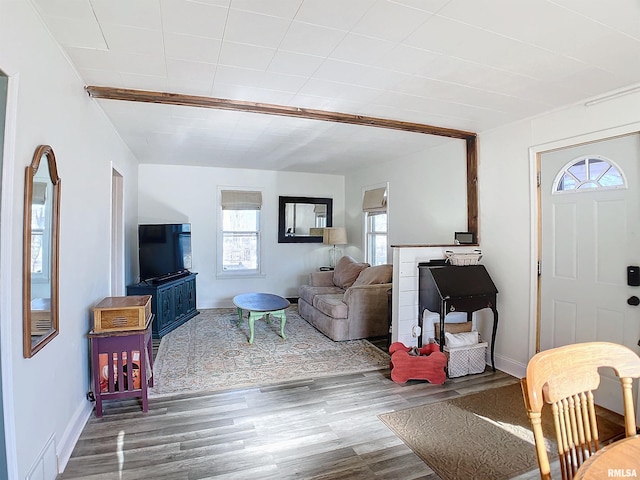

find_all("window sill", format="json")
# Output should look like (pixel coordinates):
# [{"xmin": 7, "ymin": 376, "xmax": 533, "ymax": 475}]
[{"xmin": 217, "ymin": 271, "xmax": 266, "ymax": 279}]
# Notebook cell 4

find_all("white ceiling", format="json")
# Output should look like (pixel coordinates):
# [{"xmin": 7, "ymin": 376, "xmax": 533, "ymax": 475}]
[{"xmin": 31, "ymin": 0, "xmax": 640, "ymax": 174}]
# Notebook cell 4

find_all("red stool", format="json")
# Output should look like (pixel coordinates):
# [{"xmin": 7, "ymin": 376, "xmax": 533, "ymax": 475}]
[{"xmin": 389, "ymin": 342, "xmax": 447, "ymax": 384}]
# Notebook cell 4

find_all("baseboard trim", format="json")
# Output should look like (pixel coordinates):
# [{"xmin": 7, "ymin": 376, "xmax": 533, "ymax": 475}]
[{"xmin": 57, "ymin": 397, "xmax": 93, "ymax": 473}]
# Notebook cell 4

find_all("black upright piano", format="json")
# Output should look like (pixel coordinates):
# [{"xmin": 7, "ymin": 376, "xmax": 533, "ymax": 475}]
[{"xmin": 418, "ymin": 263, "xmax": 498, "ymax": 371}]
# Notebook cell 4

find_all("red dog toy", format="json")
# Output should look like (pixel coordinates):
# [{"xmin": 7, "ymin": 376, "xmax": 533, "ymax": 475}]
[{"xmin": 389, "ymin": 342, "xmax": 447, "ymax": 385}]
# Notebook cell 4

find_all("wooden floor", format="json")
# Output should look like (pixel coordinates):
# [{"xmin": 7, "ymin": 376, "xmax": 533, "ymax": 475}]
[{"xmin": 58, "ymin": 335, "xmax": 528, "ymax": 480}]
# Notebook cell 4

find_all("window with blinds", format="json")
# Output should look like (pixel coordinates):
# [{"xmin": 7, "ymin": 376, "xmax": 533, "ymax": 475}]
[
  {"xmin": 220, "ymin": 189, "xmax": 262, "ymax": 274},
  {"xmin": 363, "ymin": 186, "xmax": 388, "ymax": 266}
]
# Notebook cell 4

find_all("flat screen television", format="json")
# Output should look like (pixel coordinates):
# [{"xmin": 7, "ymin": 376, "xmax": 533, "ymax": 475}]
[{"xmin": 138, "ymin": 223, "xmax": 192, "ymax": 283}]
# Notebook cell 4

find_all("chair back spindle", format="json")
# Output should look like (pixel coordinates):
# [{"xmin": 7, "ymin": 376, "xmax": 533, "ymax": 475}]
[{"xmin": 521, "ymin": 342, "xmax": 640, "ymax": 479}]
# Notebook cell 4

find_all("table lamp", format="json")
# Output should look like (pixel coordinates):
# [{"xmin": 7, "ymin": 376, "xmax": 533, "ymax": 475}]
[{"xmin": 323, "ymin": 227, "xmax": 348, "ymax": 268}]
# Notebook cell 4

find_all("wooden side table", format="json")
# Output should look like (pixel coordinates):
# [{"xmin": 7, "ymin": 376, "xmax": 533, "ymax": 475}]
[{"xmin": 88, "ymin": 316, "xmax": 154, "ymax": 417}]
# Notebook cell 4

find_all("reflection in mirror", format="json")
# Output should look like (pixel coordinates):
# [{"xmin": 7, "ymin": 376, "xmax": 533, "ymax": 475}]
[
  {"xmin": 23, "ymin": 145, "xmax": 60, "ymax": 358},
  {"xmin": 278, "ymin": 196, "xmax": 333, "ymax": 243}
]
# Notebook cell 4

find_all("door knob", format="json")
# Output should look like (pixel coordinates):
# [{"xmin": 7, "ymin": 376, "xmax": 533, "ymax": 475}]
[{"xmin": 627, "ymin": 296, "xmax": 640, "ymax": 306}]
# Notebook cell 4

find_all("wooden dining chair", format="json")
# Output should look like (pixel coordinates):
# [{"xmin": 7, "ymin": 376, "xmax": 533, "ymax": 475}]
[{"xmin": 521, "ymin": 341, "xmax": 640, "ymax": 480}]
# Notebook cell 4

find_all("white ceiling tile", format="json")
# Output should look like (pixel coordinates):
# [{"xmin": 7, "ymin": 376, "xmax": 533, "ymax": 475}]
[
  {"xmin": 330, "ymin": 33, "xmax": 395, "ymax": 65},
  {"xmin": 551, "ymin": 66, "xmax": 633, "ymax": 98},
  {"xmin": 184, "ymin": 0, "xmax": 231, "ymax": 7},
  {"xmin": 294, "ymin": 0, "xmax": 375, "ymax": 30},
  {"xmin": 563, "ymin": 29, "xmax": 640, "ymax": 74},
  {"xmin": 91, "ymin": 0, "xmax": 162, "ymax": 29},
  {"xmin": 39, "ymin": 15, "xmax": 107, "ymax": 48},
  {"xmin": 100, "ymin": 24, "xmax": 164, "ymax": 56},
  {"xmin": 218, "ymin": 41, "xmax": 276, "ymax": 70},
  {"xmin": 214, "ymin": 65, "xmax": 264, "ymax": 89},
  {"xmin": 109, "ymin": 51, "xmax": 167, "ymax": 76},
  {"xmin": 258, "ymin": 71, "xmax": 307, "ymax": 93},
  {"xmin": 279, "ymin": 21, "xmax": 347, "ymax": 56},
  {"xmin": 551, "ymin": 0, "xmax": 640, "ymax": 41},
  {"xmin": 118, "ymin": 72, "xmax": 170, "ymax": 91},
  {"xmin": 268, "ymin": 50, "xmax": 325, "ymax": 77},
  {"xmin": 438, "ymin": 0, "xmax": 576, "ymax": 50},
  {"xmin": 230, "ymin": 0, "xmax": 303, "ymax": 19},
  {"xmin": 288, "ymin": 93, "xmax": 362, "ymax": 113},
  {"xmin": 373, "ymin": 44, "xmax": 438, "ymax": 74},
  {"xmin": 352, "ymin": 0, "xmax": 434, "ymax": 42},
  {"xmin": 77, "ymin": 68, "xmax": 124, "ymax": 86},
  {"xmin": 298, "ymin": 78, "xmax": 381, "ymax": 103},
  {"xmin": 211, "ymin": 78, "xmax": 296, "ymax": 105},
  {"xmin": 312, "ymin": 59, "xmax": 401, "ymax": 91},
  {"xmin": 163, "ymin": 32, "xmax": 222, "ymax": 63},
  {"xmin": 33, "ymin": 0, "xmax": 640, "ymax": 173},
  {"xmin": 224, "ymin": 9, "xmax": 291, "ymax": 48},
  {"xmin": 161, "ymin": 0, "xmax": 227, "ymax": 39},
  {"xmin": 166, "ymin": 58, "xmax": 216, "ymax": 93},
  {"xmin": 31, "ymin": 0, "xmax": 95, "ymax": 20},
  {"xmin": 64, "ymin": 46, "xmax": 115, "ymax": 71},
  {"xmin": 387, "ymin": 0, "xmax": 449, "ymax": 13}
]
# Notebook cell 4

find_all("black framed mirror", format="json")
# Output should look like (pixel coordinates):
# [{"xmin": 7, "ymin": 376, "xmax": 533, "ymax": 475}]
[
  {"xmin": 23, "ymin": 145, "xmax": 60, "ymax": 358},
  {"xmin": 278, "ymin": 196, "xmax": 333, "ymax": 243}
]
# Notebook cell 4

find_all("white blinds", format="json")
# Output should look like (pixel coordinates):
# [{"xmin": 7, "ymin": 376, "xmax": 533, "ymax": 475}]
[
  {"xmin": 362, "ymin": 187, "xmax": 387, "ymax": 213},
  {"xmin": 221, "ymin": 190, "xmax": 262, "ymax": 210}
]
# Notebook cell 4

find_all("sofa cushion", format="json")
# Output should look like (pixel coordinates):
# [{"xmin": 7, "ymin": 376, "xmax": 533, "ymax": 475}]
[
  {"xmin": 333, "ymin": 256, "xmax": 370, "ymax": 289},
  {"xmin": 352, "ymin": 264, "xmax": 392, "ymax": 286},
  {"xmin": 299, "ymin": 284, "xmax": 344, "ymax": 305},
  {"xmin": 312, "ymin": 294, "xmax": 348, "ymax": 319}
]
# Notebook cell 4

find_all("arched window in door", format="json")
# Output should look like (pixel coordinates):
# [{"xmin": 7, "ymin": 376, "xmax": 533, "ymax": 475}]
[{"xmin": 553, "ymin": 155, "xmax": 626, "ymax": 193}]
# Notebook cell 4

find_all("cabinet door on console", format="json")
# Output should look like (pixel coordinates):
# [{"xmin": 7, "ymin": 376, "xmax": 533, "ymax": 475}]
[
  {"xmin": 173, "ymin": 282, "xmax": 187, "ymax": 319},
  {"xmin": 156, "ymin": 285, "xmax": 175, "ymax": 333},
  {"xmin": 185, "ymin": 276, "xmax": 196, "ymax": 313}
]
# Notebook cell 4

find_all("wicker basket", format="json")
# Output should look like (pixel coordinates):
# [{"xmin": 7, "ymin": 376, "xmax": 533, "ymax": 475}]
[
  {"xmin": 444, "ymin": 341, "xmax": 488, "ymax": 378},
  {"xmin": 445, "ymin": 250, "xmax": 482, "ymax": 266}
]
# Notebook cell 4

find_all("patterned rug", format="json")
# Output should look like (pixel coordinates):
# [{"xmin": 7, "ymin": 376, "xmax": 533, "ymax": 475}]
[
  {"xmin": 149, "ymin": 306, "xmax": 390, "ymax": 397},
  {"xmin": 378, "ymin": 382, "xmax": 625, "ymax": 480}
]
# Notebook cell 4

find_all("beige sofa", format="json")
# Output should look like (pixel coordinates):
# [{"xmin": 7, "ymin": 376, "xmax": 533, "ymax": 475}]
[{"xmin": 298, "ymin": 256, "xmax": 392, "ymax": 341}]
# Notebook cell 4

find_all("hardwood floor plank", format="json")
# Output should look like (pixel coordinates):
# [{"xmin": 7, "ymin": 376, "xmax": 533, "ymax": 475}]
[{"xmin": 59, "ymin": 363, "xmax": 525, "ymax": 480}]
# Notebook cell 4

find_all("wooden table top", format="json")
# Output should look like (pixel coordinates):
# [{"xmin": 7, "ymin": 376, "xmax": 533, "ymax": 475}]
[
  {"xmin": 233, "ymin": 293, "xmax": 290, "ymax": 312},
  {"xmin": 575, "ymin": 435, "xmax": 640, "ymax": 479}
]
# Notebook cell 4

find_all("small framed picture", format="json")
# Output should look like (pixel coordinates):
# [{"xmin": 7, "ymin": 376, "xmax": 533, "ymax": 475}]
[{"xmin": 454, "ymin": 232, "xmax": 476, "ymax": 245}]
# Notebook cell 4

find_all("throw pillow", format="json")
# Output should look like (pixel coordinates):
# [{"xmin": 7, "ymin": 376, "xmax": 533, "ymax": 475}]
[
  {"xmin": 333, "ymin": 256, "xmax": 370, "ymax": 289},
  {"xmin": 445, "ymin": 331, "xmax": 479, "ymax": 347},
  {"xmin": 351, "ymin": 264, "xmax": 392, "ymax": 286}
]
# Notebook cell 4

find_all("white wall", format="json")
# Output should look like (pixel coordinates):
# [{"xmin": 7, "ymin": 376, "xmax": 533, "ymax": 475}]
[
  {"xmin": 137, "ymin": 164, "xmax": 344, "ymax": 306},
  {"xmin": 478, "ymin": 90, "xmax": 640, "ymax": 378},
  {"xmin": 1, "ymin": 2, "xmax": 139, "ymax": 477},
  {"xmin": 344, "ymin": 137, "xmax": 467, "ymax": 257}
]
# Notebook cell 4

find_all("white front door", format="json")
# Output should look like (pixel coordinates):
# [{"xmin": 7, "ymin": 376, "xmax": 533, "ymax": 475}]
[{"xmin": 540, "ymin": 133, "xmax": 640, "ymax": 415}]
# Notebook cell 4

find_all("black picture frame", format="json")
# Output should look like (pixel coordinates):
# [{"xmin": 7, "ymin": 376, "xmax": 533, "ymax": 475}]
[{"xmin": 278, "ymin": 196, "xmax": 333, "ymax": 243}]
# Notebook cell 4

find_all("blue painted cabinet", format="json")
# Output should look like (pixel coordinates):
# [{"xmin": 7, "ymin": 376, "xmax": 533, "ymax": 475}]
[{"xmin": 127, "ymin": 273, "xmax": 199, "ymax": 338}]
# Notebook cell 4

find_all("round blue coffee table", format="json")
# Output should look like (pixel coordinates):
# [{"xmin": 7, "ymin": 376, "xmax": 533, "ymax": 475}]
[{"xmin": 232, "ymin": 293, "xmax": 290, "ymax": 344}]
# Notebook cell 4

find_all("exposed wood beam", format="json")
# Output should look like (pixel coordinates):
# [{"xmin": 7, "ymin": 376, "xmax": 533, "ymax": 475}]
[
  {"xmin": 85, "ymin": 86, "xmax": 477, "ymax": 140},
  {"xmin": 85, "ymin": 85, "xmax": 480, "ymax": 241}
]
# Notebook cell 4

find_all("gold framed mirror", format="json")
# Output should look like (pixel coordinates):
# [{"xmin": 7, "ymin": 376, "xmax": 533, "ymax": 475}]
[{"xmin": 23, "ymin": 145, "xmax": 60, "ymax": 358}]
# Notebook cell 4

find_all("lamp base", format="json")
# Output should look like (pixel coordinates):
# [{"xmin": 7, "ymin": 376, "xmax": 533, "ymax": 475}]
[{"xmin": 329, "ymin": 246, "xmax": 341, "ymax": 268}]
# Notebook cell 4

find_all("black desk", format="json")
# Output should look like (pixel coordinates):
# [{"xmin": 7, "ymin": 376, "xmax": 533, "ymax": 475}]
[{"xmin": 418, "ymin": 263, "xmax": 498, "ymax": 371}]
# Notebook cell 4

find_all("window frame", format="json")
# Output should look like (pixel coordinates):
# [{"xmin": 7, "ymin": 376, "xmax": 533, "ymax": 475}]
[
  {"xmin": 365, "ymin": 211, "xmax": 388, "ymax": 266},
  {"xmin": 217, "ymin": 187, "xmax": 264, "ymax": 278},
  {"xmin": 552, "ymin": 155, "xmax": 627, "ymax": 194},
  {"xmin": 362, "ymin": 183, "xmax": 389, "ymax": 266}
]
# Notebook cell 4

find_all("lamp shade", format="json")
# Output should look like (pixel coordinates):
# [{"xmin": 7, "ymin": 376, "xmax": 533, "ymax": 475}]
[{"xmin": 323, "ymin": 227, "xmax": 347, "ymax": 245}]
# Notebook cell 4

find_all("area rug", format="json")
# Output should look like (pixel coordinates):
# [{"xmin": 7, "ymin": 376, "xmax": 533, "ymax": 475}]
[
  {"xmin": 378, "ymin": 382, "xmax": 625, "ymax": 480},
  {"xmin": 149, "ymin": 306, "xmax": 390, "ymax": 397}
]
